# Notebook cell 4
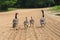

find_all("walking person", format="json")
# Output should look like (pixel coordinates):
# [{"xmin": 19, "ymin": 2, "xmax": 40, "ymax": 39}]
[
  {"xmin": 30, "ymin": 16, "xmax": 34, "ymax": 27},
  {"xmin": 24, "ymin": 17, "xmax": 29, "ymax": 29},
  {"xmin": 12, "ymin": 13, "xmax": 18, "ymax": 30},
  {"xmin": 40, "ymin": 10, "xmax": 45, "ymax": 27}
]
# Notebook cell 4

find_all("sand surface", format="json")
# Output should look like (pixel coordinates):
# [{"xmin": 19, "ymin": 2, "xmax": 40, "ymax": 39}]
[{"xmin": 0, "ymin": 8, "xmax": 60, "ymax": 40}]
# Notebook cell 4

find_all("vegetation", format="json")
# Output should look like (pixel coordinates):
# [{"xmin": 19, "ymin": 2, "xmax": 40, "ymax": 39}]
[
  {"xmin": 0, "ymin": 0, "xmax": 17, "ymax": 11},
  {"xmin": 14, "ymin": 0, "xmax": 55, "ymax": 8},
  {"xmin": 0, "ymin": 0, "xmax": 60, "ymax": 11},
  {"xmin": 50, "ymin": 5, "xmax": 60, "ymax": 11}
]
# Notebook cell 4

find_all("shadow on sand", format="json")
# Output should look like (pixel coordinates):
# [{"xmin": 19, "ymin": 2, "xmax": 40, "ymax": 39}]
[{"xmin": 55, "ymin": 14, "xmax": 60, "ymax": 16}]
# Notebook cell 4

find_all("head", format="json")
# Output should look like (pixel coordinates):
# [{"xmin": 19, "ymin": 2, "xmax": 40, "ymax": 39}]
[
  {"xmin": 31, "ymin": 16, "xmax": 32, "ymax": 19},
  {"xmin": 15, "ymin": 13, "xmax": 18, "ymax": 15},
  {"xmin": 25, "ymin": 17, "xmax": 27, "ymax": 20},
  {"xmin": 15, "ymin": 13, "xmax": 18, "ymax": 19},
  {"xmin": 41, "ymin": 10, "xmax": 44, "ymax": 12}
]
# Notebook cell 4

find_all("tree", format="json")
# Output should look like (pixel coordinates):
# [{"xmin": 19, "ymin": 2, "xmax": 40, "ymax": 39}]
[
  {"xmin": 0, "ymin": 0, "xmax": 17, "ymax": 10},
  {"xmin": 8, "ymin": 0, "xmax": 55, "ymax": 8},
  {"xmin": 54, "ymin": 0, "xmax": 60, "ymax": 5},
  {"xmin": 20, "ymin": 0, "xmax": 55, "ymax": 8}
]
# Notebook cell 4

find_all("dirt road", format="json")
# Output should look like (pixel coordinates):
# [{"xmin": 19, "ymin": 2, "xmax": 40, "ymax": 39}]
[{"xmin": 0, "ymin": 8, "xmax": 60, "ymax": 40}]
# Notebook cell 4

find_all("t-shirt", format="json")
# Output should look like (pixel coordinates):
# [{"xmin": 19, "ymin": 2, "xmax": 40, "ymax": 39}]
[
  {"xmin": 24, "ymin": 20, "xmax": 28, "ymax": 25},
  {"xmin": 13, "ymin": 18, "xmax": 18, "ymax": 24},
  {"xmin": 40, "ymin": 18, "xmax": 45, "ymax": 24},
  {"xmin": 30, "ymin": 19, "xmax": 34, "ymax": 24}
]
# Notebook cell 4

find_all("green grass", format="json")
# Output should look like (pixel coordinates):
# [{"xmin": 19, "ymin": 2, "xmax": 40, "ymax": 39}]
[
  {"xmin": 0, "ymin": 8, "xmax": 17, "ymax": 12},
  {"xmin": 50, "ymin": 5, "xmax": 60, "ymax": 12},
  {"xmin": 8, "ymin": 8, "xmax": 17, "ymax": 11}
]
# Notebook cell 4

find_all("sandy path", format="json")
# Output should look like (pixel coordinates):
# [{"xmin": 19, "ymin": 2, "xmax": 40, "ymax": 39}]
[{"xmin": 0, "ymin": 8, "xmax": 60, "ymax": 40}]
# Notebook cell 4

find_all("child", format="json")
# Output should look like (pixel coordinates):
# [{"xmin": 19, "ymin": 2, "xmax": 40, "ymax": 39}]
[
  {"xmin": 24, "ymin": 17, "xmax": 29, "ymax": 29},
  {"xmin": 30, "ymin": 16, "xmax": 34, "ymax": 27}
]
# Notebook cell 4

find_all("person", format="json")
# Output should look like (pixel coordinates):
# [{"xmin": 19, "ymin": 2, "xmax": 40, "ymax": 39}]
[
  {"xmin": 40, "ymin": 17, "xmax": 45, "ymax": 27},
  {"xmin": 24, "ymin": 17, "xmax": 29, "ymax": 29},
  {"xmin": 40, "ymin": 10, "xmax": 45, "ymax": 27},
  {"xmin": 41, "ymin": 10, "xmax": 44, "ymax": 18},
  {"xmin": 30, "ymin": 16, "xmax": 34, "ymax": 27},
  {"xmin": 12, "ymin": 13, "xmax": 18, "ymax": 30}
]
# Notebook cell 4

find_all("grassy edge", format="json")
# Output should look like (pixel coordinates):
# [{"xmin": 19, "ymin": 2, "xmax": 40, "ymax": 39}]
[
  {"xmin": 49, "ymin": 5, "xmax": 60, "ymax": 12},
  {"xmin": 0, "ymin": 8, "xmax": 18, "ymax": 12}
]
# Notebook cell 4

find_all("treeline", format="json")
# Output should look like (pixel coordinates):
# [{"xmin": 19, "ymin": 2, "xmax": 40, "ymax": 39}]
[
  {"xmin": 14, "ymin": 0, "xmax": 55, "ymax": 8},
  {"xmin": 0, "ymin": 0, "xmax": 60, "ymax": 10}
]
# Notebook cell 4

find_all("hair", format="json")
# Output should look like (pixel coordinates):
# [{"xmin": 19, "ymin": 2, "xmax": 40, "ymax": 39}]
[
  {"xmin": 15, "ymin": 13, "xmax": 18, "ymax": 19},
  {"xmin": 41, "ymin": 10, "xmax": 44, "ymax": 17}
]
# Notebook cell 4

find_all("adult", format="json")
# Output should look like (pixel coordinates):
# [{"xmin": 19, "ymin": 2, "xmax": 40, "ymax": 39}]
[
  {"xmin": 40, "ymin": 10, "xmax": 45, "ymax": 27},
  {"xmin": 12, "ymin": 13, "xmax": 18, "ymax": 29}
]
